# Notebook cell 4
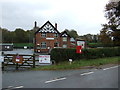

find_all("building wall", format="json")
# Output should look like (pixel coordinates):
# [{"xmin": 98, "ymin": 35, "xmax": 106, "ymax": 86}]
[
  {"xmin": 35, "ymin": 32, "xmax": 75, "ymax": 53},
  {"xmin": 35, "ymin": 33, "xmax": 61, "ymax": 53},
  {"xmin": 34, "ymin": 21, "xmax": 78, "ymax": 53},
  {"xmin": 59, "ymin": 37, "xmax": 71, "ymax": 48}
]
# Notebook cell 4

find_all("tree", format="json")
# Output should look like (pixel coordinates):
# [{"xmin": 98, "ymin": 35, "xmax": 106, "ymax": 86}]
[
  {"xmin": 14, "ymin": 28, "xmax": 28, "ymax": 43},
  {"xmin": 64, "ymin": 29, "xmax": 79, "ymax": 39},
  {"xmin": 79, "ymin": 34, "xmax": 99, "ymax": 43},
  {"xmin": 1, "ymin": 28, "xmax": 13, "ymax": 43},
  {"xmin": 99, "ymin": 24, "xmax": 113, "ymax": 46},
  {"xmin": 101, "ymin": 1, "xmax": 120, "ymax": 46}
]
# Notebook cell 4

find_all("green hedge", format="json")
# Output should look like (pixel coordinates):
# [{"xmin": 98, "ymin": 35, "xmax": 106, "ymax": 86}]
[
  {"xmin": 13, "ymin": 43, "xmax": 33, "ymax": 48},
  {"xmin": 51, "ymin": 47, "xmax": 120, "ymax": 63},
  {"xmin": 87, "ymin": 43, "xmax": 113, "ymax": 48}
]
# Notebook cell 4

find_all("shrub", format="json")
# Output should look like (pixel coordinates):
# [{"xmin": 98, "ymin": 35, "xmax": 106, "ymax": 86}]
[{"xmin": 51, "ymin": 47, "xmax": 120, "ymax": 63}]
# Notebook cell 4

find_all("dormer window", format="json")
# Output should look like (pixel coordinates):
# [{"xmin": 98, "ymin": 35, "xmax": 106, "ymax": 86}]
[{"xmin": 41, "ymin": 33, "xmax": 46, "ymax": 38}]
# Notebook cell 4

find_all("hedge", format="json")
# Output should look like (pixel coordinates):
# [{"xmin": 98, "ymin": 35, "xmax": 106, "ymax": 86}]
[
  {"xmin": 50, "ymin": 47, "xmax": 120, "ymax": 63},
  {"xmin": 87, "ymin": 43, "xmax": 113, "ymax": 48},
  {"xmin": 13, "ymin": 43, "xmax": 33, "ymax": 49}
]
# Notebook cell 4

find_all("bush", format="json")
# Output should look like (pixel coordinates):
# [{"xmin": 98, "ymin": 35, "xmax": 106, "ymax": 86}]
[
  {"xmin": 51, "ymin": 47, "xmax": 120, "ymax": 63},
  {"xmin": 13, "ymin": 43, "xmax": 33, "ymax": 49}
]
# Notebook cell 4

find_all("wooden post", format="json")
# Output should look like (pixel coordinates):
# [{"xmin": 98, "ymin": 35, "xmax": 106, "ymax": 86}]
[
  {"xmin": 33, "ymin": 54, "xmax": 35, "ymax": 68},
  {"xmin": 16, "ymin": 63, "xmax": 18, "ymax": 70},
  {"xmin": 15, "ymin": 53, "xmax": 19, "ymax": 70},
  {"xmin": 2, "ymin": 52, "xmax": 4, "ymax": 71},
  {"xmin": 2, "ymin": 62, "xmax": 4, "ymax": 71}
]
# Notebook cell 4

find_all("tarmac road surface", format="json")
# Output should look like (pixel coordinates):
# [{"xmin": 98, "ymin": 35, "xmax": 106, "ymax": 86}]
[{"xmin": 2, "ymin": 64, "xmax": 119, "ymax": 89}]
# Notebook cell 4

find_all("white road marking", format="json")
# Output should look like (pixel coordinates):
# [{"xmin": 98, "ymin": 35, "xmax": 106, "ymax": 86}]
[
  {"xmin": 103, "ymin": 65, "xmax": 119, "ymax": 70},
  {"xmin": 8, "ymin": 86, "xmax": 14, "ymax": 88},
  {"xmin": 14, "ymin": 86, "xmax": 24, "ymax": 88},
  {"xmin": 7, "ymin": 86, "xmax": 24, "ymax": 89},
  {"xmin": 45, "ymin": 77, "xmax": 66, "ymax": 83},
  {"xmin": 80, "ymin": 71, "xmax": 94, "ymax": 76}
]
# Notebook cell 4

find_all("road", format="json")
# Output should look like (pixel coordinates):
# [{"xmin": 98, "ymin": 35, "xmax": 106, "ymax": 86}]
[{"xmin": 2, "ymin": 64, "xmax": 119, "ymax": 89}]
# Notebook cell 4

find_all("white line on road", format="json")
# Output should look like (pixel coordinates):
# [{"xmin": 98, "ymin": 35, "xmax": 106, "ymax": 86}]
[
  {"xmin": 80, "ymin": 71, "xmax": 94, "ymax": 76},
  {"xmin": 8, "ymin": 86, "xmax": 14, "ymax": 88},
  {"xmin": 14, "ymin": 86, "xmax": 24, "ymax": 89},
  {"xmin": 7, "ymin": 85, "xmax": 24, "ymax": 89},
  {"xmin": 103, "ymin": 65, "xmax": 119, "ymax": 71},
  {"xmin": 45, "ymin": 77, "xmax": 66, "ymax": 84}
]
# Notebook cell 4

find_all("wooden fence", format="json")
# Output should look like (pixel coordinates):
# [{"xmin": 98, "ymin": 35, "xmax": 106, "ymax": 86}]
[{"xmin": 2, "ymin": 54, "xmax": 37, "ymax": 70}]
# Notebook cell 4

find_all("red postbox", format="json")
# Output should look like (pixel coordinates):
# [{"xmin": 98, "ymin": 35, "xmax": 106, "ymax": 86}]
[{"xmin": 76, "ymin": 46, "xmax": 82, "ymax": 54}]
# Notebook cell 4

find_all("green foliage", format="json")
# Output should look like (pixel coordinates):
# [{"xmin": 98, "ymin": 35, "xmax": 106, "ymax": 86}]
[
  {"xmin": 32, "ymin": 57, "xmax": 119, "ymax": 70},
  {"xmin": 101, "ymin": 1, "xmax": 120, "ymax": 46},
  {"xmin": 13, "ymin": 43, "xmax": 33, "ymax": 48},
  {"xmin": 64, "ymin": 29, "xmax": 79, "ymax": 39},
  {"xmin": 88, "ymin": 43, "xmax": 104, "ymax": 48},
  {"xmin": 79, "ymin": 34, "xmax": 99, "ymax": 43},
  {"xmin": 51, "ymin": 47, "xmax": 120, "ymax": 63},
  {"xmin": 1, "ymin": 27, "xmax": 34, "ymax": 43}
]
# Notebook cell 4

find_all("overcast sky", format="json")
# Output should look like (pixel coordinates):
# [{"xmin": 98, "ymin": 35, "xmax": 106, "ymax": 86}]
[{"xmin": 0, "ymin": 0, "xmax": 109, "ymax": 35}]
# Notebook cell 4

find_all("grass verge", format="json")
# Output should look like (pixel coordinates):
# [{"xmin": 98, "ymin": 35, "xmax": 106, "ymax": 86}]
[{"xmin": 32, "ymin": 56, "xmax": 120, "ymax": 70}]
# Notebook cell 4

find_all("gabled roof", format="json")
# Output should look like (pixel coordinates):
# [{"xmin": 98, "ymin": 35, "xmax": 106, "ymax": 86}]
[
  {"xmin": 60, "ymin": 31, "xmax": 71, "ymax": 37},
  {"xmin": 35, "ymin": 21, "xmax": 60, "ymax": 34}
]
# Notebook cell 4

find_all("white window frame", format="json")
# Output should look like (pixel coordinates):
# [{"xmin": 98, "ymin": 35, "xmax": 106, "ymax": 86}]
[
  {"xmin": 63, "ymin": 44, "xmax": 67, "ymax": 48},
  {"xmin": 41, "ymin": 42, "xmax": 46, "ymax": 49},
  {"xmin": 41, "ymin": 33, "xmax": 46, "ymax": 38},
  {"xmin": 63, "ymin": 37, "xmax": 67, "ymax": 42}
]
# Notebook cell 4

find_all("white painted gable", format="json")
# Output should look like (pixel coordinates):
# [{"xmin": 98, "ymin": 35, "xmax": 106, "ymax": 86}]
[
  {"xmin": 62, "ymin": 33, "xmax": 68, "ymax": 37},
  {"xmin": 39, "ymin": 23, "xmax": 57, "ymax": 33}
]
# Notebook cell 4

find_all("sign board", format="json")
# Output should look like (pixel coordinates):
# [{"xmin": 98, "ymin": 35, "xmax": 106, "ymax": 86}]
[
  {"xmin": 12, "ymin": 55, "xmax": 23, "ymax": 63},
  {"xmin": 69, "ymin": 59, "xmax": 72, "ymax": 62},
  {"xmin": 39, "ymin": 55, "xmax": 50, "ymax": 64},
  {"xmin": 77, "ymin": 41, "xmax": 85, "ymax": 48},
  {"xmin": 24, "ymin": 46, "xmax": 27, "ymax": 49},
  {"xmin": 0, "ymin": 56, "xmax": 4, "ymax": 62}
]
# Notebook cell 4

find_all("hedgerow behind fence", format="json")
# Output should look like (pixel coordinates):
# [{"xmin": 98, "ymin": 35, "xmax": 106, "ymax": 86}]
[{"xmin": 50, "ymin": 47, "xmax": 120, "ymax": 63}]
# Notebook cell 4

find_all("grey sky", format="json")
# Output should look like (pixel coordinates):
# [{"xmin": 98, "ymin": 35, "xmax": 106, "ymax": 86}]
[{"xmin": 1, "ymin": 0, "xmax": 109, "ymax": 35}]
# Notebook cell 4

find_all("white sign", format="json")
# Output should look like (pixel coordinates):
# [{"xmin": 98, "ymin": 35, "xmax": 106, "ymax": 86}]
[
  {"xmin": 16, "ymin": 55, "xmax": 20, "ymax": 62},
  {"xmin": 46, "ymin": 38, "xmax": 54, "ymax": 40},
  {"xmin": 0, "ymin": 56, "xmax": 4, "ymax": 62},
  {"xmin": 39, "ymin": 55, "xmax": 50, "ymax": 64},
  {"xmin": 24, "ymin": 46, "xmax": 27, "ymax": 49},
  {"xmin": 69, "ymin": 59, "xmax": 72, "ymax": 62},
  {"xmin": 77, "ymin": 41, "xmax": 85, "ymax": 48}
]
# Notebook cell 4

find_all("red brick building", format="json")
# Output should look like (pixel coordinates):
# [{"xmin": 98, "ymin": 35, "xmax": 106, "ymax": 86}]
[{"xmin": 34, "ymin": 21, "xmax": 76, "ymax": 53}]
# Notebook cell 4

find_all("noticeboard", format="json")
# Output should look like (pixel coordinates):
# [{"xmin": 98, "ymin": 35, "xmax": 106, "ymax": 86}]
[
  {"xmin": 12, "ymin": 55, "xmax": 23, "ymax": 63},
  {"xmin": 77, "ymin": 41, "xmax": 85, "ymax": 48},
  {"xmin": 39, "ymin": 55, "xmax": 50, "ymax": 64}
]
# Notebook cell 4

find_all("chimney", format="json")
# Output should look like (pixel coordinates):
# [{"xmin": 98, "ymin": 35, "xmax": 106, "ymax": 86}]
[
  {"xmin": 34, "ymin": 21, "xmax": 37, "ymax": 28},
  {"xmin": 55, "ymin": 23, "xmax": 57, "ymax": 29}
]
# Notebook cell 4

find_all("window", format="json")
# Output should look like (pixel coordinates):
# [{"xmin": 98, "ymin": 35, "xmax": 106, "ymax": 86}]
[
  {"xmin": 63, "ymin": 37, "xmax": 67, "ymax": 41},
  {"xmin": 36, "ymin": 45, "xmax": 40, "ymax": 49},
  {"xmin": 54, "ymin": 34, "xmax": 58, "ymax": 38},
  {"xmin": 41, "ymin": 33, "xmax": 46, "ymax": 38},
  {"xmin": 41, "ymin": 42, "xmax": 46, "ymax": 48},
  {"xmin": 54, "ymin": 42, "xmax": 58, "ymax": 47},
  {"xmin": 63, "ymin": 44, "xmax": 67, "ymax": 48}
]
